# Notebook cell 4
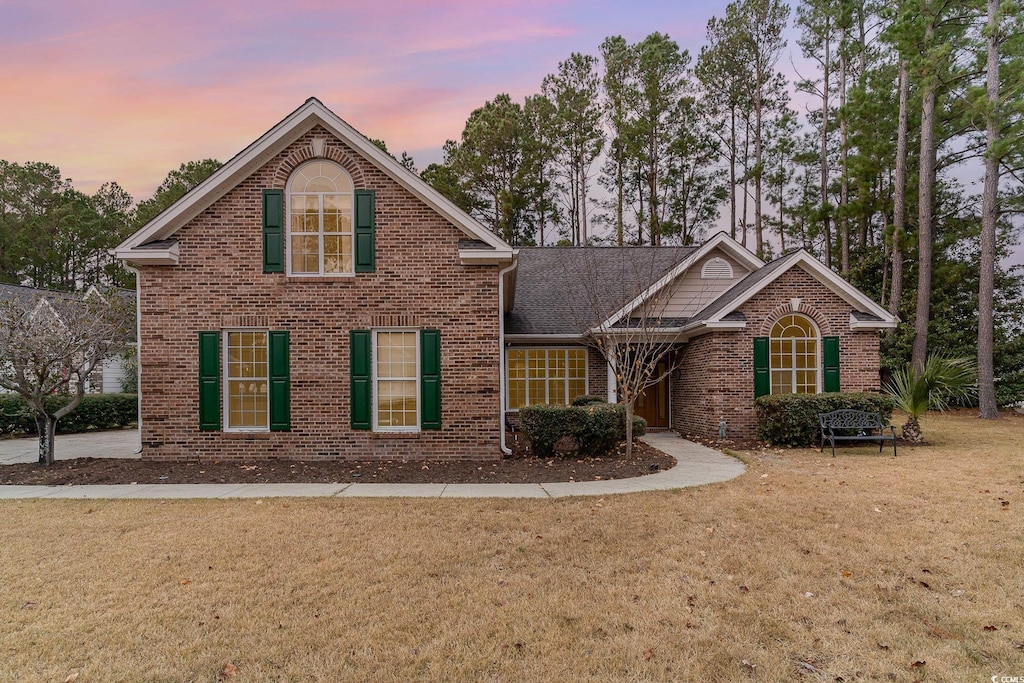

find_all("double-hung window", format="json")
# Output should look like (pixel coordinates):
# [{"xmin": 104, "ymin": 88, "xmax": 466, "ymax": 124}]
[
  {"xmin": 225, "ymin": 331, "xmax": 269, "ymax": 430},
  {"xmin": 288, "ymin": 160, "xmax": 353, "ymax": 275},
  {"xmin": 506, "ymin": 348, "xmax": 587, "ymax": 409},
  {"xmin": 374, "ymin": 330, "xmax": 419, "ymax": 431}
]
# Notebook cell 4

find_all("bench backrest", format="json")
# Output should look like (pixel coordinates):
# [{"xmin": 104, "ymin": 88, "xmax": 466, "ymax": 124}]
[{"xmin": 818, "ymin": 410, "xmax": 884, "ymax": 429}]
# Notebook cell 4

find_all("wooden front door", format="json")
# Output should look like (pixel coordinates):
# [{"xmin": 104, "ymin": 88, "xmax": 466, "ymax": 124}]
[{"xmin": 634, "ymin": 362, "xmax": 670, "ymax": 429}]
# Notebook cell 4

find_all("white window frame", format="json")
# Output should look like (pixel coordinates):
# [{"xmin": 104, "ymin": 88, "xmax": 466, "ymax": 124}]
[
  {"xmin": 769, "ymin": 314, "xmax": 822, "ymax": 395},
  {"xmin": 286, "ymin": 160, "xmax": 355, "ymax": 277},
  {"xmin": 372, "ymin": 329, "xmax": 421, "ymax": 433},
  {"xmin": 222, "ymin": 329, "xmax": 270, "ymax": 433},
  {"xmin": 505, "ymin": 347, "xmax": 589, "ymax": 411}
]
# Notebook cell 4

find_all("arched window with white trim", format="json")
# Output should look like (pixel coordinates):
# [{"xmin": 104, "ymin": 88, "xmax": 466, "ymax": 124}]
[
  {"xmin": 287, "ymin": 160, "xmax": 354, "ymax": 275},
  {"xmin": 769, "ymin": 313, "xmax": 819, "ymax": 394}
]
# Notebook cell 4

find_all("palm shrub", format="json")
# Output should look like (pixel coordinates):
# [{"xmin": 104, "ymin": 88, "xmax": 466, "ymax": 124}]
[{"xmin": 884, "ymin": 356, "xmax": 977, "ymax": 441}]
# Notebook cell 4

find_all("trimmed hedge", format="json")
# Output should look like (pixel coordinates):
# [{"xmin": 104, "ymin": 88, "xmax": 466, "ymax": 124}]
[
  {"xmin": 519, "ymin": 403, "xmax": 647, "ymax": 457},
  {"xmin": 571, "ymin": 394, "xmax": 607, "ymax": 407},
  {"xmin": 0, "ymin": 394, "xmax": 138, "ymax": 436},
  {"xmin": 755, "ymin": 392, "xmax": 895, "ymax": 447}
]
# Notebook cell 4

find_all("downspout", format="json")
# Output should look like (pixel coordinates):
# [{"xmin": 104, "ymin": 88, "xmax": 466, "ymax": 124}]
[
  {"xmin": 126, "ymin": 265, "xmax": 142, "ymax": 454},
  {"xmin": 498, "ymin": 257, "xmax": 519, "ymax": 456}
]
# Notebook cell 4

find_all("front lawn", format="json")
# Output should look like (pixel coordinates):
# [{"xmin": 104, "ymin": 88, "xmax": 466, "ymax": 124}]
[{"xmin": 1, "ymin": 411, "xmax": 1020, "ymax": 682}]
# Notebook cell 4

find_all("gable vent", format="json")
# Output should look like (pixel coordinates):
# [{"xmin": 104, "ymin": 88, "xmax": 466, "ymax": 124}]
[{"xmin": 701, "ymin": 257, "xmax": 734, "ymax": 279}]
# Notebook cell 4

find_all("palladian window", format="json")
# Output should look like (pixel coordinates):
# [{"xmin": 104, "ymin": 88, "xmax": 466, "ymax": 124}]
[
  {"xmin": 770, "ymin": 314, "xmax": 819, "ymax": 394},
  {"xmin": 288, "ymin": 160, "xmax": 354, "ymax": 275}
]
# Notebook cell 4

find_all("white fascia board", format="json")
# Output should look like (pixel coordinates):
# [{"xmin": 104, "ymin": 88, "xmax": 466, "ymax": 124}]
[
  {"xmin": 117, "ymin": 98, "xmax": 511, "ymax": 256},
  {"xmin": 706, "ymin": 250, "xmax": 897, "ymax": 325},
  {"xmin": 850, "ymin": 314, "xmax": 898, "ymax": 330},
  {"xmin": 601, "ymin": 232, "xmax": 764, "ymax": 329},
  {"xmin": 114, "ymin": 244, "xmax": 179, "ymax": 266},
  {"xmin": 459, "ymin": 248, "xmax": 515, "ymax": 265},
  {"xmin": 505, "ymin": 334, "xmax": 586, "ymax": 343},
  {"xmin": 703, "ymin": 320, "xmax": 747, "ymax": 329}
]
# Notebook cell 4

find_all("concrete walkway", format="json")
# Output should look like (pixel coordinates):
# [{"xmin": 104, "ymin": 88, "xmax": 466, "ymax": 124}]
[{"xmin": 0, "ymin": 430, "xmax": 744, "ymax": 499}]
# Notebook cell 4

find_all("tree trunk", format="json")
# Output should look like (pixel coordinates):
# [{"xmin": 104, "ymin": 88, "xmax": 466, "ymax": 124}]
[
  {"xmin": 978, "ymin": 0, "xmax": 1001, "ymax": 419},
  {"xmin": 37, "ymin": 414, "xmax": 57, "ymax": 466},
  {"xmin": 912, "ymin": 43, "xmax": 937, "ymax": 373},
  {"xmin": 624, "ymin": 399, "xmax": 634, "ymax": 459},
  {"xmin": 839, "ymin": 21, "xmax": 850, "ymax": 276},
  {"xmin": 890, "ymin": 60, "xmax": 910, "ymax": 317},
  {"xmin": 616, "ymin": 141, "xmax": 625, "ymax": 246},
  {"xmin": 729, "ymin": 108, "xmax": 737, "ymax": 240},
  {"xmin": 820, "ymin": 18, "xmax": 832, "ymax": 269},
  {"xmin": 754, "ymin": 92, "xmax": 764, "ymax": 258}
]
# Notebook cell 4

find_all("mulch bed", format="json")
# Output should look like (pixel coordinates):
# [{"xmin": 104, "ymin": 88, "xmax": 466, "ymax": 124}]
[{"xmin": 0, "ymin": 440, "xmax": 675, "ymax": 486}]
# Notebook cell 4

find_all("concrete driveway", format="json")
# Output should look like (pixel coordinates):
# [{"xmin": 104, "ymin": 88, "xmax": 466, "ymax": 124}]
[{"xmin": 0, "ymin": 429, "xmax": 140, "ymax": 464}]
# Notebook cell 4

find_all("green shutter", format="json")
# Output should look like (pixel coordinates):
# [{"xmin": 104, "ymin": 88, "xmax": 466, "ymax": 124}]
[
  {"xmin": 354, "ymin": 190, "xmax": 375, "ymax": 273},
  {"xmin": 753, "ymin": 336, "xmax": 770, "ymax": 399},
  {"xmin": 263, "ymin": 189, "xmax": 284, "ymax": 273},
  {"xmin": 350, "ymin": 330, "xmax": 372, "ymax": 429},
  {"xmin": 823, "ymin": 336, "xmax": 841, "ymax": 392},
  {"xmin": 420, "ymin": 329, "xmax": 441, "ymax": 429},
  {"xmin": 269, "ymin": 331, "xmax": 290, "ymax": 431},
  {"xmin": 198, "ymin": 331, "xmax": 221, "ymax": 430}
]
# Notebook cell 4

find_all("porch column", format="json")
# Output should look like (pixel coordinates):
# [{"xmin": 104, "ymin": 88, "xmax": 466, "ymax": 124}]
[{"xmin": 606, "ymin": 342, "xmax": 618, "ymax": 403}]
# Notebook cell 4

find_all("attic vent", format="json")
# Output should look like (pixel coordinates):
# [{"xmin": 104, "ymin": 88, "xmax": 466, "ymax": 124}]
[{"xmin": 701, "ymin": 257, "xmax": 733, "ymax": 279}]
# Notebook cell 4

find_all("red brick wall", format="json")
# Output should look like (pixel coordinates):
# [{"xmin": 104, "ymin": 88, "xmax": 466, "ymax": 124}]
[
  {"xmin": 137, "ymin": 126, "xmax": 503, "ymax": 460},
  {"xmin": 672, "ymin": 266, "xmax": 883, "ymax": 441}
]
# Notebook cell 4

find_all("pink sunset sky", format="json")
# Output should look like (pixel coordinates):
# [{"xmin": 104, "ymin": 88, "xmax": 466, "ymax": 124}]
[
  {"xmin": 1, "ymin": 0, "xmax": 716, "ymax": 199},
  {"xmin": 2, "ymin": 0, "xmax": 1020, "ymax": 265}
]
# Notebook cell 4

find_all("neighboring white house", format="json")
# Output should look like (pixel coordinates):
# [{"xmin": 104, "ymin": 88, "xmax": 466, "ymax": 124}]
[{"xmin": 0, "ymin": 283, "xmax": 136, "ymax": 394}]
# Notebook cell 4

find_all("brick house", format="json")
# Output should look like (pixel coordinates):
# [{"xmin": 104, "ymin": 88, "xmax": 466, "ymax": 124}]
[{"xmin": 115, "ymin": 98, "xmax": 895, "ymax": 460}]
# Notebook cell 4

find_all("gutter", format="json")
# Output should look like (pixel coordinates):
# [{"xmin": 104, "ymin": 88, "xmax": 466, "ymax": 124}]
[
  {"xmin": 497, "ymin": 257, "xmax": 519, "ymax": 457},
  {"xmin": 127, "ymin": 264, "xmax": 143, "ymax": 455}
]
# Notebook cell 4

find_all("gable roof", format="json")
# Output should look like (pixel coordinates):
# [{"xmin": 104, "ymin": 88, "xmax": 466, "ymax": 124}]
[
  {"xmin": 115, "ymin": 98, "xmax": 513, "ymax": 265},
  {"xmin": 598, "ymin": 232, "xmax": 764, "ymax": 331},
  {"xmin": 688, "ymin": 249, "xmax": 896, "ymax": 330},
  {"xmin": 505, "ymin": 246, "xmax": 696, "ymax": 336}
]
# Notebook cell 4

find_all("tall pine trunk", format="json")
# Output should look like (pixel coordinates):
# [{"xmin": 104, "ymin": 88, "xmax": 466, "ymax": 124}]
[
  {"xmin": 839, "ymin": 22, "xmax": 850, "ymax": 275},
  {"xmin": 978, "ymin": 0, "xmax": 1000, "ymax": 419},
  {"xmin": 820, "ymin": 15, "xmax": 832, "ymax": 269},
  {"xmin": 912, "ymin": 31, "xmax": 938, "ymax": 373},
  {"xmin": 729, "ymin": 108, "xmax": 738, "ymax": 240},
  {"xmin": 890, "ymin": 60, "xmax": 910, "ymax": 317}
]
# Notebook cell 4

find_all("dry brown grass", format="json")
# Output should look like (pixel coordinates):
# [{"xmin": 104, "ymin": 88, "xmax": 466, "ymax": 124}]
[{"xmin": 1, "ymin": 411, "xmax": 1021, "ymax": 682}]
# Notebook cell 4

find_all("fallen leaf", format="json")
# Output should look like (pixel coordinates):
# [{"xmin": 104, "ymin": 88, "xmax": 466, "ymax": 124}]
[
  {"xmin": 877, "ymin": 642, "xmax": 889, "ymax": 650},
  {"xmin": 909, "ymin": 660, "xmax": 926, "ymax": 669},
  {"xmin": 219, "ymin": 662, "xmax": 239, "ymax": 679},
  {"xmin": 180, "ymin": 579, "xmax": 191, "ymax": 586},
  {"xmin": 949, "ymin": 589, "xmax": 965, "ymax": 597},
  {"xmin": 739, "ymin": 585, "xmax": 749, "ymax": 593},
  {"xmin": 643, "ymin": 649, "xmax": 653, "ymax": 661},
  {"xmin": 64, "ymin": 673, "xmax": 79, "ymax": 683},
  {"xmin": 983, "ymin": 625, "xmax": 998, "ymax": 632},
  {"xmin": 741, "ymin": 659, "xmax": 756, "ymax": 670},
  {"xmin": 804, "ymin": 592, "xmax": 815, "ymax": 598},
  {"xmin": 841, "ymin": 570, "xmax": 852, "ymax": 577}
]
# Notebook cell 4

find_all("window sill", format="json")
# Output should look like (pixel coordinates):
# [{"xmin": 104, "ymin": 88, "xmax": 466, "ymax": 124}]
[
  {"xmin": 222, "ymin": 431, "xmax": 273, "ymax": 439},
  {"xmin": 285, "ymin": 275, "xmax": 356, "ymax": 282},
  {"xmin": 370, "ymin": 431, "xmax": 421, "ymax": 439}
]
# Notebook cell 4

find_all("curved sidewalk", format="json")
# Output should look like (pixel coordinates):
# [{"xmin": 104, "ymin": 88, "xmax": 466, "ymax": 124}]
[{"xmin": 0, "ymin": 432, "xmax": 744, "ymax": 500}]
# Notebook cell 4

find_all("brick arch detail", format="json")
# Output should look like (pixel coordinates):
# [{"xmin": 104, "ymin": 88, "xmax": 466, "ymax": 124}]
[
  {"xmin": 271, "ymin": 142, "xmax": 367, "ymax": 190},
  {"xmin": 758, "ymin": 302, "xmax": 833, "ymax": 337}
]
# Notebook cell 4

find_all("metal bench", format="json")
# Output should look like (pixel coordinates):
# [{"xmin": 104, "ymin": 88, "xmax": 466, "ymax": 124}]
[{"xmin": 818, "ymin": 410, "xmax": 897, "ymax": 457}]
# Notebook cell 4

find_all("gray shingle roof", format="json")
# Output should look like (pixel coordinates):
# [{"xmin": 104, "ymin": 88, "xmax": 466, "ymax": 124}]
[
  {"xmin": 0, "ymin": 283, "xmax": 136, "ymax": 340},
  {"xmin": 506, "ymin": 246, "xmax": 697, "ymax": 335}
]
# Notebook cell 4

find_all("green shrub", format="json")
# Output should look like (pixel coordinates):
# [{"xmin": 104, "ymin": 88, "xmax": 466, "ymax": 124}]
[
  {"xmin": 519, "ymin": 403, "xmax": 647, "ymax": 457},
  {"xmin": 0, "ymin": 394, "xmax": 138, "ymax": 436},
  {"xmin": 755, "ymin": 392, "xmax": 895, "ymax": 447},
  {"xmin": 571, "ymin": 394, "xmax": 607, "ymax": 406}
]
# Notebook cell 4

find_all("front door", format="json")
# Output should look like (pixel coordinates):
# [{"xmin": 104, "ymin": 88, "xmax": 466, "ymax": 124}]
[{"xmin": 634, "ymin": 362, "xmax": 670, "ymax": 429}]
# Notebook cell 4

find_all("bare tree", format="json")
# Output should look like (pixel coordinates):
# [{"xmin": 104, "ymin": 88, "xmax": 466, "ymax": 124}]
[
  {"xmin": 0, "ymin": 290, "xmax": 134, "ymax": 465},
  {"xmin": 562, "ymin": 248, "xmax": 692, "ymax": 457}
]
